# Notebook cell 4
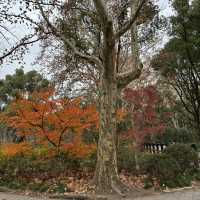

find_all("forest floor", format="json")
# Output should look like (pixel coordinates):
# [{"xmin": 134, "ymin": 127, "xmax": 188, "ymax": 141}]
[{"xmin": 0, "ymin": 187, "xmax": 200, "ymax": 200}]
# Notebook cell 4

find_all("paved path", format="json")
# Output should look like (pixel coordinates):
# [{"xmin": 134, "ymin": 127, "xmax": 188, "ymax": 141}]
[
  {"xmin": 0, "ymin": 193, "xmax": 51, "ymax": 200},
  {"xmin": 0, "ymin": 189, "xmax": 200, "ymax": 200},
  {"xmin": 134, "ymin": 188, "xmax": 200, "ymax": 200}
]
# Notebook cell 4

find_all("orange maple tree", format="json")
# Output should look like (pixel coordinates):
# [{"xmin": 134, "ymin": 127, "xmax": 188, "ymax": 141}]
[{"xmin": 1, "ymin": 88, "xmax": 98, "ymax": 157}]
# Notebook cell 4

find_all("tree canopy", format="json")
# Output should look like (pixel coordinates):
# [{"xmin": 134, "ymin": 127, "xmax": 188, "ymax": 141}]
[{"xmin": 0, "ymin": 68, "xmax": 49, "ymax": 108}]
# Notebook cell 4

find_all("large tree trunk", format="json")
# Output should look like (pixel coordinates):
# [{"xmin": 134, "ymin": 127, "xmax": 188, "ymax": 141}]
[
  {"xmin": 93, "ymin": 0, "xmax": 142, "ymax": 194},
  {"xmin": 94, "ymin": 48, "xmax": 126, "ymax": 194},
  {"xmin": 94, "ymin": 76, "xmax": 119, "ymax": 194}
]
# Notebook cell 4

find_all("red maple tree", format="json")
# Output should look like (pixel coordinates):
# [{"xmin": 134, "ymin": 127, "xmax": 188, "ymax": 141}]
[{"xmin": 123, "ymin": 85, "xmax": 168, "ymax": 150}]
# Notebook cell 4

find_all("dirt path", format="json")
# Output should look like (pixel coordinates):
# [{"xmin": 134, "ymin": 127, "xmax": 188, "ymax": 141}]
[{"xmin": 0, "ymin": 188, "xmax": 200, "ymax": 200}]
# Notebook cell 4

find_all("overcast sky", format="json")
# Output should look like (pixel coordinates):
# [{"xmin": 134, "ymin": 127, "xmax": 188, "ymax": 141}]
[{"xmin": 0, "ymin": 0, "xmax": 173, "ymax": 79}]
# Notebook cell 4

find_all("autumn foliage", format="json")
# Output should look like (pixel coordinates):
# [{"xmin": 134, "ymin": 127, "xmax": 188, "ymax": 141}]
[
  {"xmin": 1, "ymin": 88, "xmax": 98, "ymax": 158},
  {"xmin": 123, "ymin": 86, "xmax": 167, "ymax": 149},
  {"xmin": 1, "ymin": 142, "xmax": 33, "ymax": 157}
]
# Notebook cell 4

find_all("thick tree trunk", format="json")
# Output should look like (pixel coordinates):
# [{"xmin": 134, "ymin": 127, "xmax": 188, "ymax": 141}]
[
  {"xmin": 93, "ymin": 43, "xmax": 127, "ymax": 193},
  {"xmin": 94, "ymin": 76, "xmax": 124, "ymax": 194},
  {"xmin": 93, "ymin": 0, "xmax": 142, "ymax": 193}
]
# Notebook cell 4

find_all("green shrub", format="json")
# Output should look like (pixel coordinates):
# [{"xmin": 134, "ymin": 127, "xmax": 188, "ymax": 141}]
[
  {"xmin": 80, "ymin": 152, "xmax": 96, "ymax": 170},
  {"xmin": 117, "ymin": 141, "xmax": 136, "ymax": 173},
  {"xmin": 28, "ymin": 182, "xmax": 50, "ymax": 193},
  {"xmin": 164, "ymin": 144, "xmax": 199, "ymax": 173},
  {"xmin": 0, "ymin": 147, "xmax": 96, "ymax": 178},
  {"xmin": 140, "ymin": 153, "xmax": 181, "ymax": 187},
  {"xmin": 148, "ymin": 127, "xmax": 198, "ymax": 144},
  {"xmin": 30, "ymin": 146, "xmax": 50, "ymax": 160},
  {"xmin": 140, "ymin": 145, "xmax": 199, "ymax": 189},
  {"xmin": 143, "ymin": 179, "xmax": 154, "ymax": 189},
  {"xmin": 193, "ymin": 170, "xmax": 200, "ymax": 181},
  {"xmin": 49, "ymin": 182, "xmax": 68, "ymax": 193},
  {"xmin": 6, "ymin": 180, "xmax": 26, "ymax": 190},
  {"xmin": 0, "ymin": 147, "xmax": 98, "ymax": 192},
  {"xmin": 175, "ymin": 175, "xmax": 192, "ymax": 187}
]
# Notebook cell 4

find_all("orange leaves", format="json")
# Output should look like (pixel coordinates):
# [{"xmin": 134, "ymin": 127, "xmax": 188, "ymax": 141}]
[
  {"xmin": 2, "ymin": 88, "xmax": 99, "ymax": 158},
  {"xmin": 62, "ymin": 137, "xmax": 97, "ymax": 159},
  {"xmin": 1, "ymin": 142, "xmax": 32, "ymax": 157},
  {"xmin": 117, "ymin": 108, "xmax": 127, "ymax": 122},
  {"xmin": 1, "ymin": 87, "xmax": 127, "ymax": 158}
]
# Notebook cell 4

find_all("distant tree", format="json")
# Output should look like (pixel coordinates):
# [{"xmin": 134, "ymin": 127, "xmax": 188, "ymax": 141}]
[
  {"xmin": 0, "ymin": 69, "xmax": 49, "ymax": 143},
  {"xmin": 0, "ymin": 68, "xmax": 49, "ymax": 108},
  {"xmin": 124, "ymin": 86, "xmax": 166, "ymax": 148},
  {"xmin": 151, "ymin": 0, "xmax": 200, "ymax": 135}
]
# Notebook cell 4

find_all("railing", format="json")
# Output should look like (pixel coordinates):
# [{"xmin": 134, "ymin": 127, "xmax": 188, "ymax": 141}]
[
  {"xmin": 143, "ymin": 142, "xmax": 198, "ymax": 154},
  {"xmin": 143, "ymin": 143, "xmax": 169, "ymax": 154}
]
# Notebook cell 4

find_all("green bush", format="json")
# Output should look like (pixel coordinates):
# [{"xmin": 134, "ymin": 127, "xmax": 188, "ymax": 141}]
[
  {"xmin": 117, "ymin": 141, "xmax": 137, "ymax": 173},
  {"xmin": 160, "ymin": 174, "xmax": 193, "ymax": 188},
  {"xmin": 0, "ymin": 178, "xmax": 27, "ymax": 190},
  {"xmin": 140, "ymin": 143, "xmax": 199, "ymax": 189},
  {"xmin": 193, "ymin": 170, "xmax": 200, "ymax": 181},
  {"xmin": 0, "ymin": 149, "xmax": 94, "ymax": 177},
  {"xmin": 174, "ymin": 175, "xmax": 193, "ymax": 187},
  {"xmin": 28, "ymin": 182, "xmax": 49, "ymax": 193},
  {"xmin": 140, "ymin": 153, "xmax": 181, "ymax": 187},
  {"xmin": 164, "ymin": 144, "xmax": 199, "ymax": 173},
  {"xmin": 148, "ymin": 127, "xmax": 198, "ymax": 144},
  {"xmin": 0, "ymin": 147, "xmax": 97, "ymax": 192},
  {"xmin": 79, "ymin": 152, "xmax": 96, "ymax": 170},
  {"xmin": 48, "ymin": 182, "xmax": 68, "ymax": 193},
  {"xmin": 143, "ymin": 178, "xmax": 154, "ymax": 189}
]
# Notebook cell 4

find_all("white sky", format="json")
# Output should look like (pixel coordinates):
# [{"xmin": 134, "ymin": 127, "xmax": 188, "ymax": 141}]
[{"xmin": 0, "ymin": 0, "xmax": 173, "ymax": 79}]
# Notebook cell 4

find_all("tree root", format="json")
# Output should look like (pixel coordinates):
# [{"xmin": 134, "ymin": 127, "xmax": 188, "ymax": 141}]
[{"xmin": 111, "ymin": 179, "xmax": 129, "ymax": 197}]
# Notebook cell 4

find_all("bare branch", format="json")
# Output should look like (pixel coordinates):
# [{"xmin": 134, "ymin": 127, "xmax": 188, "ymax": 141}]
[
  {"xmin": 37, "ymin": 0, "xmax": 102, "ymax": 68},
  {"xmin": 27, "ymin": 0, "xmax": 62, "ymax": 7},
  {"xmin": 0, "ymin": 24, "xmax": 19, "ymax": 40},
  {"xmin": 0, "ymin": 30, "xmax": 11, "ymax": 45},
  {"xmin": 0, "ymin": 36, "xmax": 43, "ymax": 63}
]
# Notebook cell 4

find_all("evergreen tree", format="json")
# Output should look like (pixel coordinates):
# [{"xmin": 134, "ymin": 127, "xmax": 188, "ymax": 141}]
[
  {"xmin": 0, "ymin": 68, "xmax": 49, "ymax": 108},
  {"xmin": 152, "ymin": 0, "xmax": 200, "ymax": 135}
]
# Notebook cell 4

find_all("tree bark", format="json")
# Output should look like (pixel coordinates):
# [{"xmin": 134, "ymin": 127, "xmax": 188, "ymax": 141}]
[
  {"xmin": 92, "ymin": 0, "xmax": 143, "ymax": 194},
  {"xmin": 93, "ymin": 0, "xmax": 142, "ymax": 193},
  {"xmin": 94, "ymin": 77, "xmax": 119, "ymax": 193},
  {"xmin": 93, "ymin": 42, "xmax": 126, "ymax": 193},
  {"xmin": 93, "ymin": 32, "xmax": 126, "ymax": 194}
]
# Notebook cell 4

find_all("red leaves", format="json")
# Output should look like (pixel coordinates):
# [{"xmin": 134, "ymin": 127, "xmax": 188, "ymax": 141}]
[{"xmin": 123, "ymin": 85, "xmax": 168, "ymax": 149}]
